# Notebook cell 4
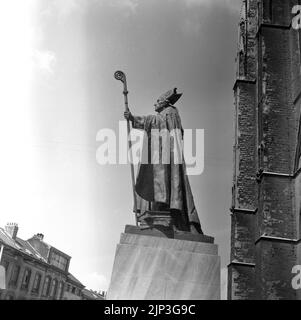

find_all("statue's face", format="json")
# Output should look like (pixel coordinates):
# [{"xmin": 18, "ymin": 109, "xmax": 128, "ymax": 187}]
[{"xmin": 154, "ymin": 99, "xmax": 168, "ymax": 112}]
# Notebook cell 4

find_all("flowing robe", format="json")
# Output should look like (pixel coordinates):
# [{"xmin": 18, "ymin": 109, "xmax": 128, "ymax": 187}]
[{"xmin": 132, "ymin": 106, "xmax": 202, "ymax": 233}]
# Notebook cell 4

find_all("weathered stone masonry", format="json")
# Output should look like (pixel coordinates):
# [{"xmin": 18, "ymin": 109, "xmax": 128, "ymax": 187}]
[{"xmin": 228, "ymin": 0, "xmax": 301, "ymax": 300}]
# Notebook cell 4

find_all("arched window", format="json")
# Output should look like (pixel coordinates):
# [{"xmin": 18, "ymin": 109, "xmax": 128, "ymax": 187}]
[
  {"xmin": 57, "ymin": 282, "xmax": 63, "ymax": 300},
  {"xmin": 31, "ymin": 273, "xmax": 42, "ymax": 294},
  {"xmin": 42, "ymin": 276, "xmax": 51, "ymax": 297},
  {"xmin": 50, "ymin": 279, "xmax": 58, "ymax": 299},
  {"xmin": 9, "ymin": 265, "xmax": 20, "ymax": 287},
  {"xmin": 21, "ymin": 269, "xmax": 31, "ymax": 290}
]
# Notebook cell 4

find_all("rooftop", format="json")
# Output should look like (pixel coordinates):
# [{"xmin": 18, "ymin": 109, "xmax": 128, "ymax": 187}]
[
  {"xmin": 0, "ymin": 227, "xmax": 46, "ymax": 263},
  {"xmin": 0, "ymin": 224, "xmax": 81, "ymax": 287},
  {"xmin": 82, "ymin": 288, "xmax": 105, "ymax": 300}
]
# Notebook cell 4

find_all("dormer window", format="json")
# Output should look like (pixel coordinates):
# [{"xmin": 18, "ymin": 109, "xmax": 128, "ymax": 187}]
[{"xmin": 50, "ymin": 251, "xmax": 68, "ymax": 272}]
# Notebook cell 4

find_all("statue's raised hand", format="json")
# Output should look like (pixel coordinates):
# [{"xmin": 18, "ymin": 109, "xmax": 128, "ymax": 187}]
[{"xmin": 124, "ymin": 110, "xmax": 133, "ymax": 121}]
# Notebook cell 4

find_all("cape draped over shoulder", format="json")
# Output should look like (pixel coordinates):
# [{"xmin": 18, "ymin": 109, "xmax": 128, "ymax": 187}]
[{"xmin": 132, "ymin": 106, "xmax": 202, "ymax": 231}]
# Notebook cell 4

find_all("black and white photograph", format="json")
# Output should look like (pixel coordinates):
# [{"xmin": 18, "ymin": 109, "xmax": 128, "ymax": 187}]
[{"xmin": 0, "ymin": 0, "xmax": 301, "ymax": 308}]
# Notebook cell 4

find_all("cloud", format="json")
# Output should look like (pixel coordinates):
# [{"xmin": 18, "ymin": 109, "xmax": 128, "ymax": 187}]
[
  {"xmin": 32, "ymin": 49, "xmax": 57, "ymax": 74},
  {"xmin": 182, "ymin": 18, "xmax": 202, "ymax": 35},
  {"xmin": 221, "ymin": 267, "xmax": 228, "ymax": 300},
  {"xmin": 42, "ymin": 0, "xmax": 138, "ymax": 18},
  {"xmin": 178, "ymin": 0, "xmax": 241, "ymax": 36},
  {"xmin": 81, "ymin": 272, "xmax": 109, "ymax": 292},
  {"xmin": 53, "ymin": 0, "xmax": 81, "ymax": 16},
  {"xmin": 177, "ymin": 0, "xmax": 241, "ymax": 13},
  {"xmin": 183, "ymin": 0, "xmax": 211, "ymax": 6},
  {"xmin": 106, "ymin": 0, "xmax": 138, "ymax": 13}
]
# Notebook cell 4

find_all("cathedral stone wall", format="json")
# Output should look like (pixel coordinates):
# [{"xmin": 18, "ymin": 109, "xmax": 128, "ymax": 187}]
[{"xmin": 229, "ymin": 0, "xmax": 301, "ymax": 300}]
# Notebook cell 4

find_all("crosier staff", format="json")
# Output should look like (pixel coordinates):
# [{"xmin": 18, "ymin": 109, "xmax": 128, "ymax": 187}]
[{"xmin": 114, "ymin": 71, "xmax": 138, "ymax": 226}]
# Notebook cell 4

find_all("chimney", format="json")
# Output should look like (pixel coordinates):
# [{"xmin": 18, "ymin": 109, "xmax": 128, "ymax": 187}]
[
  {"xmin": 34, "ymin": 233, "xmax": 44, "ymax": 241},
  {"xmin": 5, "ymin": 223, "xmax": 19, "ymax": 240}
]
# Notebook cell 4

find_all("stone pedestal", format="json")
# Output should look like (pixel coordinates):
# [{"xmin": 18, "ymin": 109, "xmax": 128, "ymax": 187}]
[{"xmin": 107, "ymin": 225, "xmax": 220, "ymax": 300}]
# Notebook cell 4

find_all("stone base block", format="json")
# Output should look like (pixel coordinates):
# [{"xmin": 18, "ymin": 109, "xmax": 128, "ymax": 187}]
[{"xmin": 107, "ymin": 227, "xmax": 220, "ymax": 300}]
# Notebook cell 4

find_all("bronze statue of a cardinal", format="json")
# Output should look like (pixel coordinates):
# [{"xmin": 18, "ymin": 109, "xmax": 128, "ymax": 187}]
[{"xmin": 124, "ymin": 88, "xmax": 203, "ymax": 235}]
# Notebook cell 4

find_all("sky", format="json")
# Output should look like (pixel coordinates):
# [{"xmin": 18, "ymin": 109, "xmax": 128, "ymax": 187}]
[{"xmin": 0, "ymin": 0, "xmax": 242, "ymax": 299}]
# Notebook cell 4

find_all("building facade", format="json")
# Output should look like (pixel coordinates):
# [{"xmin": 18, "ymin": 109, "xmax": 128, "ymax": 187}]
[
  {"xmin": 81, "ymin": 288, "xmax": 105, "ymax": 300},
  {"xmin": 0, "ymin": 223, "xmax": 85, "ymax": 300},
  {"xmin": 228, "ymin": 0, "xmax": 301, "ymax": 299}
]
